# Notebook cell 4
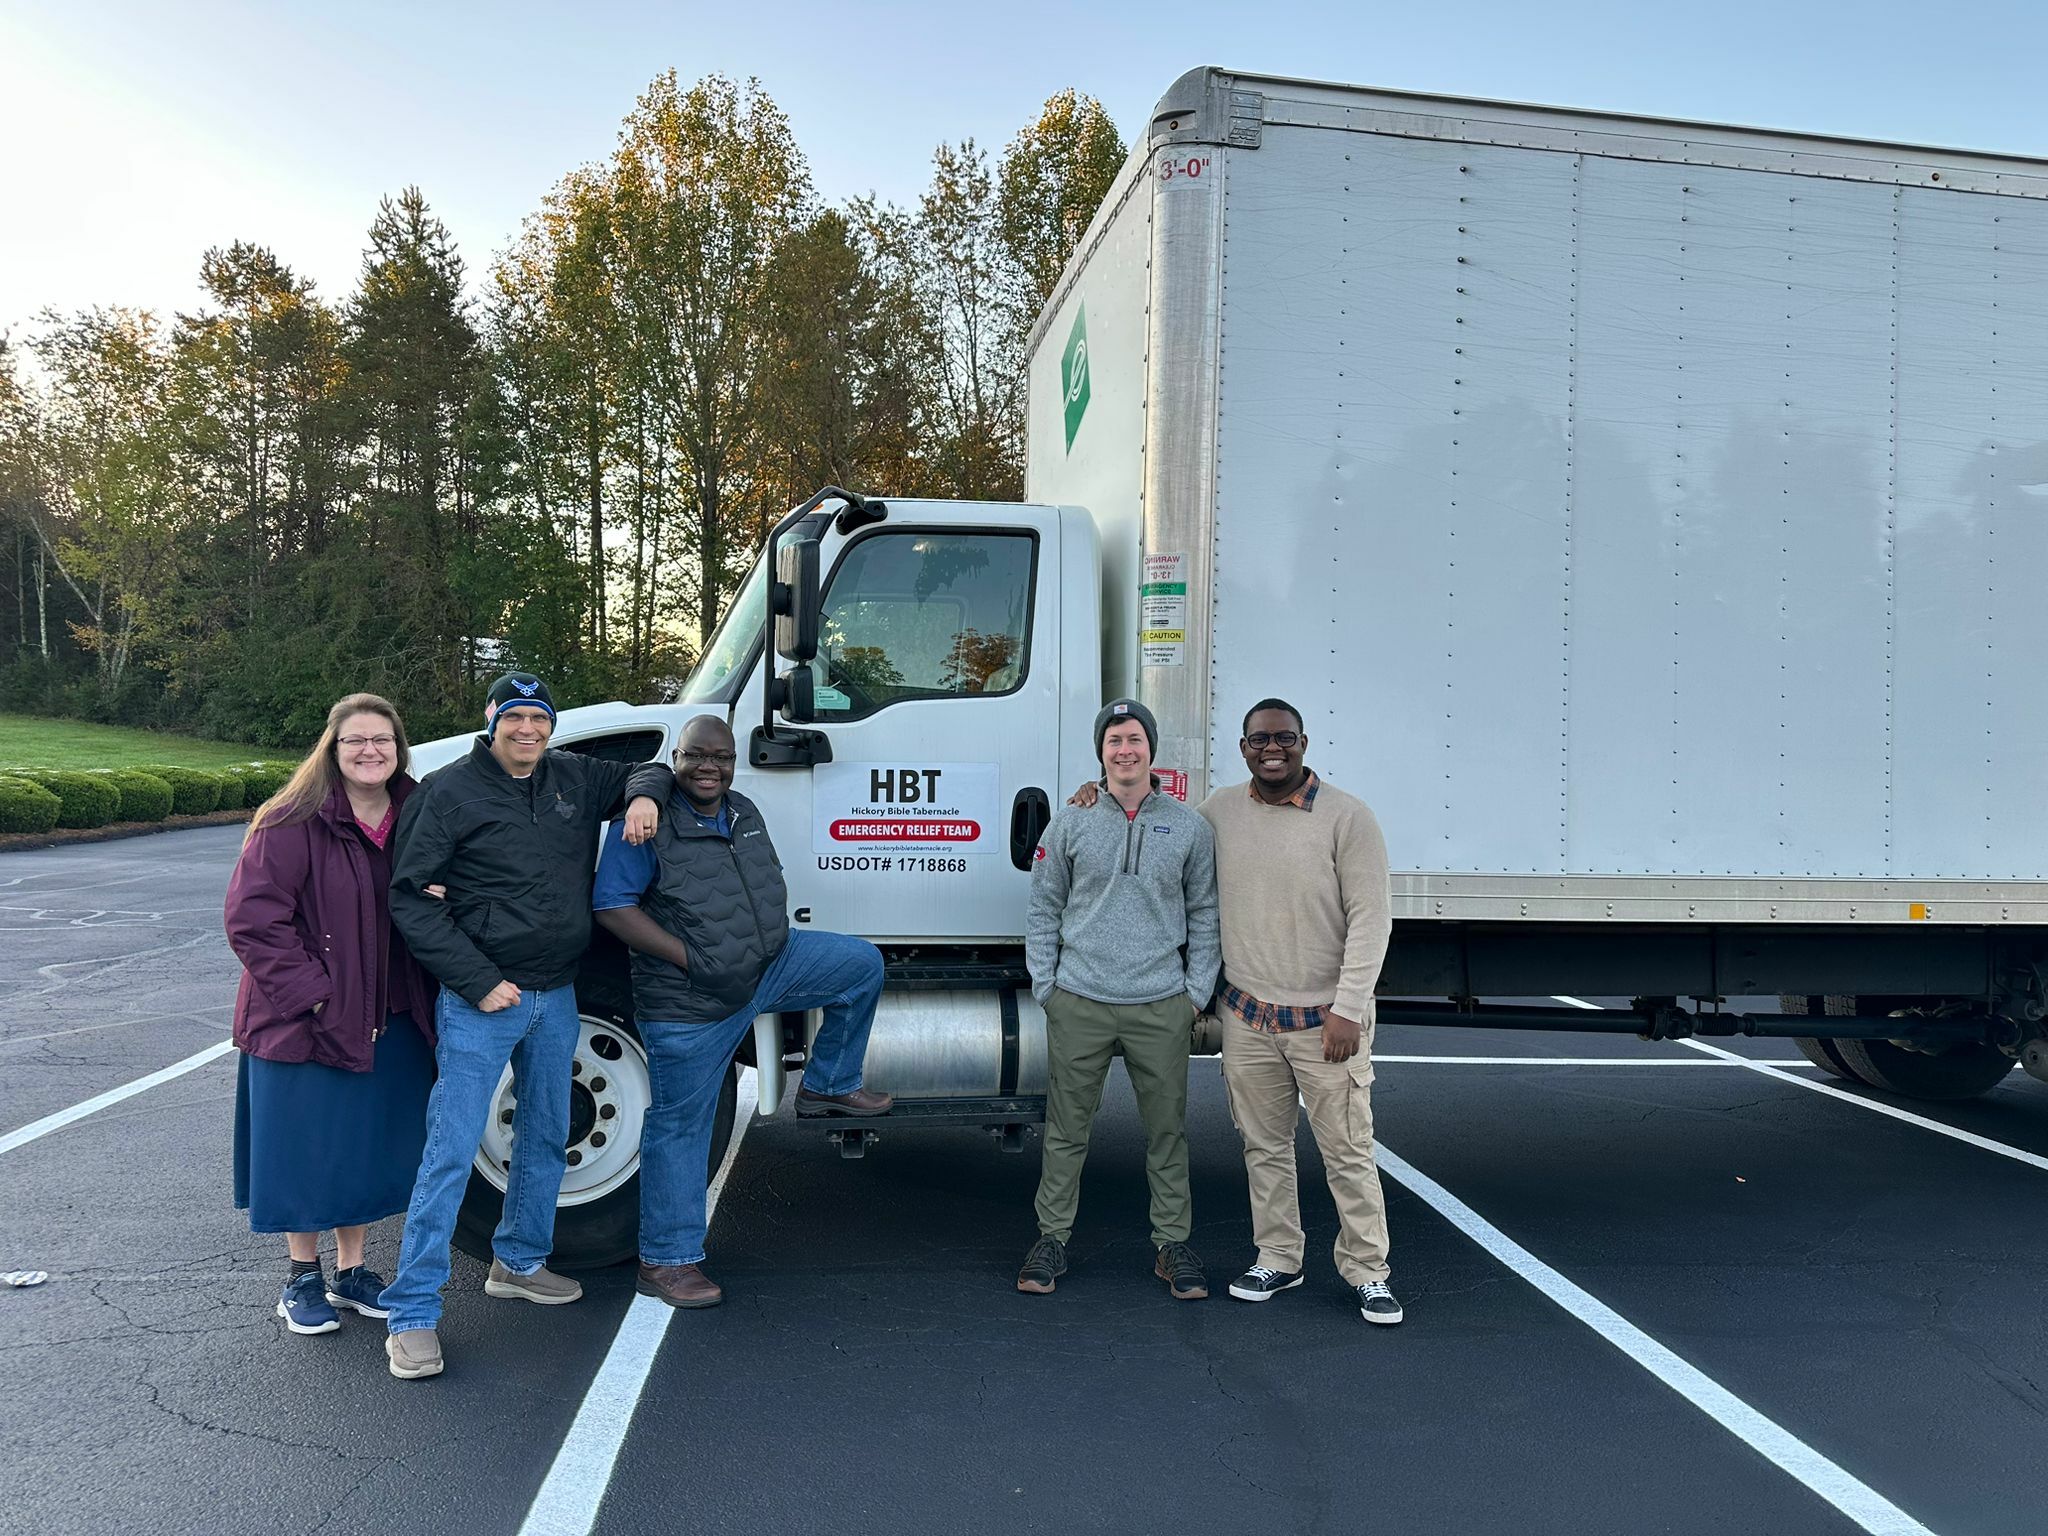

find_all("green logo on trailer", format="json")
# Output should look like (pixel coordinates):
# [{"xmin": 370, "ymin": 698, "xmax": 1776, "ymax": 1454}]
[{"xmin": 1062, "ymin": 305, "xmax": 1091, "ymax": 452}]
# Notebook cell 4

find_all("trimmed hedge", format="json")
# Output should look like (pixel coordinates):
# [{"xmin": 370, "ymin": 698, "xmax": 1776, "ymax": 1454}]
[
  {"xmin": 147, "ymin": 766, "xmax": 225, "ymax": 816},
  {"xmin": 22, "ymin": 770, "xmax": 120, "ymax": 829},
  {"xmin": 209, "ymin": 771, "xmax": 248, "ymax": 810},
  {"xmin": 226, "ymin": 761, "xmax": 294, "ymax": 803},
  {"xmin": 0, "ymin": 776, "xmax": 62, "ymax": 834},
  {"xmin": 94, "ymin": 769, "xmax": 174, "ymax": 823}
]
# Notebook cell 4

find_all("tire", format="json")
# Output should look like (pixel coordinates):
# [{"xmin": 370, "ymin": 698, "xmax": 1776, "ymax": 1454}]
[
  {"xmin": 453, "ymin": 1003, "xmax": 743, "ymax": 1269},
  {"xmin": 1831, "ymin": 1037, "xmax": 2015, "ymax": 1100},
  {"xmin": 1777, "ymin": 996, "xmax": 1857, "ymax": 1080}
]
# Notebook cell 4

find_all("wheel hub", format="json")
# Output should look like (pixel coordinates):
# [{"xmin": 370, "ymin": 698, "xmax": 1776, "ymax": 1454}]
[{"xmin": 474, "ymin": 1015, "xmax": 651, "ymax": 1206}]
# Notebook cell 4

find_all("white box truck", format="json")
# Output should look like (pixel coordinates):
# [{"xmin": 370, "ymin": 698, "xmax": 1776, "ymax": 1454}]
[{"xmin": 429, "ymin": 68, "xmax": 2048, "ymax": 1264}]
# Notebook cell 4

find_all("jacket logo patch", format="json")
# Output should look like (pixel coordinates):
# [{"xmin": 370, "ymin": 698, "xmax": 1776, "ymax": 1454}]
[
  {"xmin": 1033, "ymin": 845, "xmax": 1047, "ymax": 861},
  {"xmin": 554, "ymin": 796, "xmax": 577, "ymax": 820},
  {"xmin": 1152, "ymin": 824, "xmax": 1173, "ymax": 834}
]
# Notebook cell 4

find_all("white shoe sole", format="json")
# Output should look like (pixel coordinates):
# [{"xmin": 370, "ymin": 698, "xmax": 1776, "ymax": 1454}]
[
  {"xmin": 1361, "ymin": 1306, "xmax": 1405, "ymax": 1325},
  {"xmin": 275, "ymin": 1301, "xmax": 339, "ymax": 1335},
  {"xmin": 484, "ymin": 1276, "xmax": 583, "ymax": 1305},
  {"xmin": 326, "ymin": 1293, "xmax": 391, "ymax": 1319},
  {"xmin": 1229, "ymin": 1276, "xmax": 1304, "ymax": 1302},
  {"xmin": 387, "ymin": 1353, "xmax": 444, "ymax": 1380}
]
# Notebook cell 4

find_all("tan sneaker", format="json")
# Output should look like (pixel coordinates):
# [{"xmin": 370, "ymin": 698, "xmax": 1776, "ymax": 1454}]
[
  {"xmin": 484, "ymin": 1258, "xmax": 583, "ymax": 1305},
  {"xmin": 386, "ymin": 1329, "xmax": 443, "ymax": 1380}
]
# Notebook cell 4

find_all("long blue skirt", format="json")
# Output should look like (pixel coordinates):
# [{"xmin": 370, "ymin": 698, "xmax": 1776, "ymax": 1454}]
[{"xmin": 233, "ymin": 1016, "xmax": 435, "ymax": 1233}]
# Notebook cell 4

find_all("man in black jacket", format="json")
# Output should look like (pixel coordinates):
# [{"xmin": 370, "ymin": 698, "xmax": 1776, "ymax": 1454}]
[
  {"xmin": 593, "ymin": 714, "xmax": 890, "ymax": 1309},
  {"xmin": 379, "ymin": 672, "xmax": 671, "ymax": 1380}
]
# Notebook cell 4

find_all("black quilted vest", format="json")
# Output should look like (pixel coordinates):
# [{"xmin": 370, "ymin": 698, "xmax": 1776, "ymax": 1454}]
[{"xmin": 630, "ymin": 788, "xmax": 790, "ymax": 1024}]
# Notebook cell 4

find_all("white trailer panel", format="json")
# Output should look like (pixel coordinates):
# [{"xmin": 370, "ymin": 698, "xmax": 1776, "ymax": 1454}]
[{"xmin": 1027, "ymin": 70, "xmax": 2048, "ymax": 919}]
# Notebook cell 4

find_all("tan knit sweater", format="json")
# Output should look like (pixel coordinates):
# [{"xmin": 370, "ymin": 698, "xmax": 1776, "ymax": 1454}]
[{"xmin": 1197, "ymin": 777, "xmax": 1392, "ymax": 1022}]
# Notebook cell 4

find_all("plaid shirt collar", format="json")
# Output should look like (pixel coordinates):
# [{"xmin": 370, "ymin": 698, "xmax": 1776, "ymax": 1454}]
[{"xmin": 1247, "ymin": 768, "xmax": 1319, "ymax": 810}]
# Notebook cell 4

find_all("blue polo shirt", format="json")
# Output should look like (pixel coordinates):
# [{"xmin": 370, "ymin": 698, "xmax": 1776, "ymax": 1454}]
[{"xmin": 591, "ymin": 801, "xmax": 731, "ymax": 912}]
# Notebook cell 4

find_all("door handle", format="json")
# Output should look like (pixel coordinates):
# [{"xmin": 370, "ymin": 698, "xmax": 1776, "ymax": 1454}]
[{"xmin": 1010, "ymin": 788, "xmax": 1051, "ymax": 871}]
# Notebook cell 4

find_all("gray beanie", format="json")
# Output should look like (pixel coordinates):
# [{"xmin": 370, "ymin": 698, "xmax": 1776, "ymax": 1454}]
[{"xmin": 1092, "ymin": 697, "xmax": 1158, "ymax": 762}]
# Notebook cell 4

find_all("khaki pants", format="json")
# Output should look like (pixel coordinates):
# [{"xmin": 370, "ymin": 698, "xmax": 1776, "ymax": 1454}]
[
  {"xmin": 1034, "ymin": 988, "xmax": 1193, "ymax": 1248},
  {"xmin": 1221, "ymin": 1012, "xmax": 1391, "ymax": 1285}
]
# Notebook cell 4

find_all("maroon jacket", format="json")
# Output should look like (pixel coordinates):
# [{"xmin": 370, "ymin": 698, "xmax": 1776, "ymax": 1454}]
[{"xmin": 226, "ymin": 776, "xmax": 436, "ymax": 1071}]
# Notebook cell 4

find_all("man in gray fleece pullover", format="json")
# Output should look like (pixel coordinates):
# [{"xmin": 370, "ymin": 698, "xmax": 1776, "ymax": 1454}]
[{"xmin": 1019, "ymin": 698, "xmax": 1221, "ymax": 1300}]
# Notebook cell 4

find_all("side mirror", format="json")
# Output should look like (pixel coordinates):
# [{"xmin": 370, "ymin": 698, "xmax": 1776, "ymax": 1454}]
[
  {"xmin": 773, "ymin": 537, "xmax": 820, "ymax": 662},
  {"xmin": 772, "ymin": 665, "xmax": 816, "ymax": 724}
]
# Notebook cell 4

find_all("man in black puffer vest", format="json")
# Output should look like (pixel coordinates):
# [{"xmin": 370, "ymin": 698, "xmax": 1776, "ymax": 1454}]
[{"xmin": 594, "ymin": 714, "xmax": 890, "ymax": 1308}]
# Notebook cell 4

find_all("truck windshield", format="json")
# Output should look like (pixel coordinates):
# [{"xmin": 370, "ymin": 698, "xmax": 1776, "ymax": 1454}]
[{"xmin": 678, "ymin": 550, "xmax": 767, "ymax": 704}]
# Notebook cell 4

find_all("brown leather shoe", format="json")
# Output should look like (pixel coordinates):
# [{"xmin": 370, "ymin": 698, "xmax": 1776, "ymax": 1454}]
[
  {"xmin": 636, "ymin": 1261, "xmax": 722, "ymax": 1308},
  {"xmin": 795, "ymin": 1084, "xmax": 894, "ymax": 1117}
]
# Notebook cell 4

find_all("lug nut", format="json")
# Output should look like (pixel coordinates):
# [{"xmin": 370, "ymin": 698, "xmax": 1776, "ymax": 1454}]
[
  {"xmin": 590, "ymin": 1131, "xmax": 607, "ymax": 1148},
  {"xmin": 566, "ymin": 1150, "xmax": 583, "ymax": 1167},
  {"xmin": 500, "ymin": 1109, "xmax": 514, "ymax": 1125},
  {"xmin": 589, "ymin": 1076, "xmax": 607, "ymax": 1093},
  {"xmin": 599, "ymin": 1104, "xmax": 616, "ymax": 1120}
]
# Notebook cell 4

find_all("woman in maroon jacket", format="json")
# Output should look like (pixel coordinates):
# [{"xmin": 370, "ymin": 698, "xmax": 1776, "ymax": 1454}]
[{"xmin": 226, "ymin": 693, "xmax": 437, "ymax": 1337}]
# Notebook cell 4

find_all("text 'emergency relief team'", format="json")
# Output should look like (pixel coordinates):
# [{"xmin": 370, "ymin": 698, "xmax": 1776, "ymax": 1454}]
[{"xmin": 223, "ymin": 673, "xmax": 1401, "ymax": 1381}]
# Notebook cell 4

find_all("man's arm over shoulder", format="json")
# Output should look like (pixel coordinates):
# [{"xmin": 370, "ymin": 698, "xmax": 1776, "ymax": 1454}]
[
  {"xmin": 580, "ymin": 751, "xmax": 676, "ymax": 821},
  {"xmin": 1023, "ymin": 810, "xmax": 1074, "ymax": 1003},
  {"xmin": 389, "ymin": 783, "xmax": 501, "ymax": 1007},
  {"xmin": 1180, "ymin": 811, "xmax": 1221, "ymax": 1009},
  {"xmin": 1331, "ymin": 798, "xmax": 1392, "ymax": 1021}
]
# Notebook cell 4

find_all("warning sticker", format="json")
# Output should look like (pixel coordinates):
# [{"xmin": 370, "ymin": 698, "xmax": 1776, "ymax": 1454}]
[
  {"xmin": 813, "ymin": 762, "xmax": 1000, "ymax": 856},
  {"xmin": 1140, "ymin": 552, "xmax": 1188, "ymax": 667}
]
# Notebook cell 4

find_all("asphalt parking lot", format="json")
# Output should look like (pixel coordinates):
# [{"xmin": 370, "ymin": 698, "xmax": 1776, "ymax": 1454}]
[{"xmin": 4, "ymin": 826, "xmax": 2046, "ymax": 1535}]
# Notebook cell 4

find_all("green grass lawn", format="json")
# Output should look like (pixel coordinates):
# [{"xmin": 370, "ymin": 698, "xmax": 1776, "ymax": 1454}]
[{"xmin": 0, "ymin": 714, "xmax": 280, "ymax": 771}]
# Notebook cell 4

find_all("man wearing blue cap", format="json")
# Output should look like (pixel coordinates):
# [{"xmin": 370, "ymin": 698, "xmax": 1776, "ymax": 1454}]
[{"xmin": 379, "ymin": 672, "xmax": 672, "ymax": 1379}]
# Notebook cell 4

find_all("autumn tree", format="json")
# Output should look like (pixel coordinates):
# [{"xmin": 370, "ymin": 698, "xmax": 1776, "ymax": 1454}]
[
  {"xmin": 996, "ymin": 89, "xmax": 1126, "ymax": 315},
  {"xmin": 609, "ymin": 71, "xmax": 812, "ymax": 644}
]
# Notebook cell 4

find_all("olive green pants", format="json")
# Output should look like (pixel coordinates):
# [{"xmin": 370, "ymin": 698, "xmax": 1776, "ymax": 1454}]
[{"xmin": 1033, "ymin": 987, "xmax": 1193, "ymax": 1249}]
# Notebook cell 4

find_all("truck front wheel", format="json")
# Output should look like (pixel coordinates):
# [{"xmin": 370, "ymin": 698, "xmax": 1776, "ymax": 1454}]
[{"xmin": 452, "ymin": 1008, "xmax": 741, "ymax": 1269}]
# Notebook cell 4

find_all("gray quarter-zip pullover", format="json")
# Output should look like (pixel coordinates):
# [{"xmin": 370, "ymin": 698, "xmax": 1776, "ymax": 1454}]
[{"xmin": 1025, "ymin": 786, "xmax": 1221, "ymax": 1008}]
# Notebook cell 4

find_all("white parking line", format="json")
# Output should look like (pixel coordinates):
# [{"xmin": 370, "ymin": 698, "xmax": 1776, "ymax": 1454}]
[
  {"xmin": 1377, "ymin": 1143, "xmax": 1935, "ymax": 1536},
  {"xmin": 1676, "ymin": 1039, "xmax": 2048, "ymax": 1174},
  {"xmin": 1554, "ymin": 998, "xmax": 2048, "ymax": 1175},
  {"xmin": 518, "ymin": 1069, "xmax": 760, "ymax": 1536},
  {"xmin": 0, "ymin": 1039, "xmax": 235, "ymax": 1157},
  {"xmin": 1375, "ymin": 1055, "xmax": 1816, "ymax": 1066}
]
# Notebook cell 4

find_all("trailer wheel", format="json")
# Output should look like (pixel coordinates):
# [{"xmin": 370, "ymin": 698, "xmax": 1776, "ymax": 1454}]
[
  {"xmin": 1831, "ymin": 1037, "xmax": 2015, "ymax": 1100},
  {"xmin": 452, "ymin": 1008, "xmax": 741, "ymax": 1269},
  {"xmin": 1776, "ymin": 996, "xmax": 1856, "ymax": 1079}
]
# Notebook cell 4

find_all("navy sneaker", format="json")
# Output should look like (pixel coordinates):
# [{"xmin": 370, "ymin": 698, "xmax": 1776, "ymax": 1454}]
[
  {"xmin": 325, "ymin": 1266, "xmax": 392, "ymax": 1319},
  {"xmin": 276, "ymin": 1271, "xmax": 340, "ymax": 1335}
]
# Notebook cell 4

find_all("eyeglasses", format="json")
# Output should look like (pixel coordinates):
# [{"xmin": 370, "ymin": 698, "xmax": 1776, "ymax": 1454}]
[
  {"xmin": 677, "ymin": 750, "xmax": 737, "ymax": 766},
  {"xmin": 1244, "ymin": 731, "xmax": 1301, "ymax": 749},
  {"xmin": 338, "ymin": 734, "xmax": 397, "ymax": 749}
]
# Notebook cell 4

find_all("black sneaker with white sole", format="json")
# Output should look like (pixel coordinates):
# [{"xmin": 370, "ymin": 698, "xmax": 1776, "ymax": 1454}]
[
  {"xmin": 1357, "ymin": 1280, "xmax": 1404, "ymax": 1325},
  {"xmin": 1228, "ymin": 1264, "xmax": 1304, "ymax": 1302}
]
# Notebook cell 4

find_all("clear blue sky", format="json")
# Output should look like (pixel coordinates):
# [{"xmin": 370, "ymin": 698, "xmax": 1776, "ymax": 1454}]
[{"xmin": 4, "ymin": 0, "xmax": 2046, "ymax": 331}]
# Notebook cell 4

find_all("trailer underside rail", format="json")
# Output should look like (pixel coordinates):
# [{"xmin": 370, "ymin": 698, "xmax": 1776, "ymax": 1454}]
[{"xmin": 1377, "ymin": 1000, "xmax": 2000, "ymax": 1048}]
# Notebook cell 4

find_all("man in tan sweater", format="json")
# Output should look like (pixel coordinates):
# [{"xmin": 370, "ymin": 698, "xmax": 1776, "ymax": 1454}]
[{"xmin": 1201, "ymin": 698, "xmax": 1401, "ymax": 1324}]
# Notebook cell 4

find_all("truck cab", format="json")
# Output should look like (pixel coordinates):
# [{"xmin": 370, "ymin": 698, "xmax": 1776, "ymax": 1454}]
[{"xmin": 426, "ymin": 494, "xmax": 1114, "ymax": 1267}]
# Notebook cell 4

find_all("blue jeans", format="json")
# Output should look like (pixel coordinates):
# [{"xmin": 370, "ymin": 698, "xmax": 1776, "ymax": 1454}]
[
  {"xmin": 380, "ymin": 983, "xmax": 581, "ymax": 1333},
  {"xmin": 638, "ymin": 930, "xmax": 884, "ymax": 1267}
]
